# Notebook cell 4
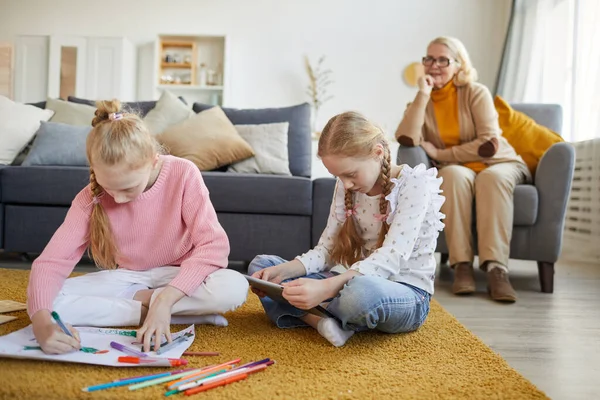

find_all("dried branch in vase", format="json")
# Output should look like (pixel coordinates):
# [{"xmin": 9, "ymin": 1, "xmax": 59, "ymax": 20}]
[{"xmin": 305, "ymin": 55, "xmax": 334, "ymax": 139}]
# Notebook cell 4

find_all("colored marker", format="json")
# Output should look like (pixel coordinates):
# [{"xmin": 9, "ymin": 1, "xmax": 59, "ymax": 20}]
[
  {"xmin": 118, "ymin": 330, "xmax": 138, "ymax": 337},
  {"xmin": 110, "ymin": 341, "xmax": 148, "ymax": 357},
  {"xmin": 185, "ymin": 373, "xmax": 248, "ymax": 396},
  {"xmin": 82, "ymin": 372, "xmax": 173, "ymax": 392},
  {"xmin": 128, "ymin": 367, "xmax": 210, "ymax": 391},
  {"xmin": 167, "ymin": 359, "xmax": 241, "ymax": 389},
  {"xmin": 118, "ymin": 356, "xmax": 188, "ymax": 367},
  {"xmin": 180, "ymin": 364, "xmax": 267, "ymax": 392},
  {"xmin": 51, "ymin": 311, "xmax": 73, "ymax": 337},
  {"xmin": 167, "ymin": 367, "xmax": 232, "ymax": 389},
  {"xmin": 156, "ymin": 335, "xmax": 189, "ymax": 355},
  {"xmin": 117, "ymin": 368, "xmax": 196, "ymax": 382},
  {"xmin": 164, "ymin": 370, "xmax": 228, "ymax": 396}
]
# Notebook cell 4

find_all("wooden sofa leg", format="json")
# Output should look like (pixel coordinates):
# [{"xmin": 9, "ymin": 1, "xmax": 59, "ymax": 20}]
[
  {"xmin": 537, "ymin": 262, "xmax": 554, "ymax": 293},
  {"xmin": 440, "ymin": 253, "xmax": 449, "ymax": 265}
]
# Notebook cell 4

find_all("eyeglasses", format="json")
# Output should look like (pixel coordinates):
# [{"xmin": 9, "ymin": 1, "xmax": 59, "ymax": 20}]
[{"xmin": 422, "ymin": 56, "xmax": 457, "ymax": 68}]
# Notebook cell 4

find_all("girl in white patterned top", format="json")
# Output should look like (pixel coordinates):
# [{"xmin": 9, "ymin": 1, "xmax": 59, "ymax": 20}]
[{"xmin": 248, "ymin": 111, "xmax": 445, "ymax": 347}]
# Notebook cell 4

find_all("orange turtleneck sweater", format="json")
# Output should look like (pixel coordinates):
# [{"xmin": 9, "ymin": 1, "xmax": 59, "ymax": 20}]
[{"xmin": 431, "ymin": 80, "xmax": 487, "ymax": 173}]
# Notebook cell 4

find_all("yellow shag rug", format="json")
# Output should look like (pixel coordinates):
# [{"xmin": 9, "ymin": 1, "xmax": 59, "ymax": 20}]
[{"xmin": 0, "ymin": 268, "xmax": 547, "ymax": 399}]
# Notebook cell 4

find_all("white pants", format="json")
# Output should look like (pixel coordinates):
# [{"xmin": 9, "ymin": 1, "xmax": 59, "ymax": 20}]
[{"xmin": 53, "ymin": 267, "xmax": 249, "ymax": 327}]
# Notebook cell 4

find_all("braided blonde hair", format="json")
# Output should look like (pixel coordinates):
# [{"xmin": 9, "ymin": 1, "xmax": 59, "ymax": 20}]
[
  {"xmin": 318, "ymin": 111, "xmax": 393, "ymax": 267},
  {"xmin": 86, "ymin": 99, "xmax": 160, "ymax": 269}
]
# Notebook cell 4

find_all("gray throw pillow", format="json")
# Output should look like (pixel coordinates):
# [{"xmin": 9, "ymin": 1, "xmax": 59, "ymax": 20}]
[
  {"xmin": 228, "ymin": 122, "xmax": 291, "ymax": 175},
  {"xmin": 22, "ymin": 121, "xmax": 91, "ymax": 166}
]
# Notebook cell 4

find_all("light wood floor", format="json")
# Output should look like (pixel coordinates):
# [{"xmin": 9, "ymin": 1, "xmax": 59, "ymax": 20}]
[
  {"xmin": 433, "ymin": 256, "xmax": 600, "ymax": 400},
  {"xmin": 1, "ymin": 253, "xmax": 598, "ymax": 399}
]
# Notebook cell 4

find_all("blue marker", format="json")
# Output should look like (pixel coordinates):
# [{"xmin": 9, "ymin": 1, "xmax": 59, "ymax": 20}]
[
  {"xmin": 82, "ymin": 372, "xmax": 172, "ymax": 392},
  {"xmin": 51, "ymin": 311, "xmax": 73, "ymax": 337}
]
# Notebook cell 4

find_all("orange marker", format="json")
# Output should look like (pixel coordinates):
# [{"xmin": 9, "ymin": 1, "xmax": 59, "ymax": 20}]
[
  {"xmin": 185, "ymin": 374, "xmax": 247, "ymax": 396},
  {"xmin": 167, "ymin": 358, "xmax": 240, "ymax": 387}
]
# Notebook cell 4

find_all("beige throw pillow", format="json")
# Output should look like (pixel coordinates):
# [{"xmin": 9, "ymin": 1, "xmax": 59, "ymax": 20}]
[
  {"xmin": 45, "ymin": 98, "xmax": 96, "ymax": 126},
  {"xmin": 158, "ymin": 107, "xmax": 255, "ymax": 170},
  {"xmin": 143, "ymin": 91, "xmax": 194, "ymax": 135},
  {"xmin": 228, "ymin": 122, "xmax": 291, "ymax": 175}
]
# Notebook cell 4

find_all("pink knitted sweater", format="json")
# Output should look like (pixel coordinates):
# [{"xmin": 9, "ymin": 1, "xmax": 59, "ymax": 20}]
[{"xmin": 27, "ymin": 155, "xmax": 229, "ymax": 317}]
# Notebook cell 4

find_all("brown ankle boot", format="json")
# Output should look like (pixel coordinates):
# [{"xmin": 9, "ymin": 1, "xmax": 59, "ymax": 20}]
[
  {"xmin": 452, "ymin": 262, "xmax": 476, "ymax": 294},
  {"xmin": 487, "ymin": 264, "xmax": 517, "ymax": 303}
]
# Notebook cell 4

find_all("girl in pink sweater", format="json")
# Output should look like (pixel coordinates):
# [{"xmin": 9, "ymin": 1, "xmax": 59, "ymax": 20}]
[{"xmin": 27, "ymin": 100, "xmax": 248, "ymax": 354}]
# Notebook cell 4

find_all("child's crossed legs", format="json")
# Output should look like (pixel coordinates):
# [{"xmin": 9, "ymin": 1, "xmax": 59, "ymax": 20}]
[
  {"xmin": 248, "ymin": 255, "xmax": 431, "ymax": 347},
  {"xmin": 51, "ymin": 267, "xmax": 248, "ymax": 327}
]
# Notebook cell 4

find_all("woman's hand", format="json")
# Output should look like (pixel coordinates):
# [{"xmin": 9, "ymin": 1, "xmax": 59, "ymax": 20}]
[
  {"xmin": 251, "ymin": 260, "xmax": 306, "ymax": 298},
  {"xmin": 421, "ymin": 141, "xmax": 439, "ymax": 159},
  {"xmin": 32, "ymin": 310, "xmax": 80, "ymax": 354},
  {"xmin": 418, "ymin": 75, "xmax": 435, "ymax": 96},
  {"xmin": 281, "ymin": 278, "xmax": 332, "ymax": 310}
]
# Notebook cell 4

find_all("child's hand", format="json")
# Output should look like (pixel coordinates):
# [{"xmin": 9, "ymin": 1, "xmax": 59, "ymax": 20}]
[
  {"xmin": 33, "ymin": 317, "xmax": 81, "ymax": 354},
  {"xmin": 137, "ymin": 301, "xmax": 172, "ymax": 353},
  {"xmin": 251, "ymin": 264, "xmax": 287, "ymax": 298},
  {"xmin": 282, "ymin": 278, "xmax": 332, "ymax": 310}
]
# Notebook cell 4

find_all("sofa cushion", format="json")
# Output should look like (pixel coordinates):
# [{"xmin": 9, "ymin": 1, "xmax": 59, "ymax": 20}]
[
  {"xmin": 227, "ymin": 122, "xmax": 291, "ymax": 176},
  {"xmin": 192, "ymin": 102, "xmax": 312, "ymax": 178},
  {"xmin": 0, "ymin": 97, "xmax": 55, "ymax": 165},
  {"xmin": 1, "ymin": 167, "xmax": 313, "ymax": 216},
  {"xmin": 202, "ymin": 172, "xmax": 312, "ymax": 216},
  {"xmin": 158, "ymin": 107, "xmax": 255, "ymax": 171},
  {"xmin": 496, "ymin": 97, "xmax": 564, "ymax": 175},
  {"xmin": 45, "ymin": 98, "xmax": 96, "ymax": 126},
  {"xmin": 2, "ymin": 166, "xmax": 90, "ymax": 206},
  {"xmin": 143, "ymin": 90, "xmax": 195, "ymax": 135},
  {"xmin": 68, "ymin": 96, "xmax": 187, "ymax": 118},
  {"xmin": 22, "ymin": 122, "xmax": 91, "ymax": 166},
  {"xmin": 513, "ymin": 184, "xmax": 538, "ymax": 226}
]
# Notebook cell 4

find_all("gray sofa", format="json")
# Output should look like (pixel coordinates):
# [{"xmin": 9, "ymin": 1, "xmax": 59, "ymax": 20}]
[
  {"xmin": 311, "ymin": 104, "xmax": 574, "ymax": 294},
  {"xmin": 0, "ymin": 100, "xmax": 320, "ymax": 265}
]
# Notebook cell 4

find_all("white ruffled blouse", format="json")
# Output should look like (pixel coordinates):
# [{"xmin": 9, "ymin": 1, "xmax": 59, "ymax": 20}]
[{"xmin": 296, "ymin": 164, "xmax": 445, "ymax": 294}]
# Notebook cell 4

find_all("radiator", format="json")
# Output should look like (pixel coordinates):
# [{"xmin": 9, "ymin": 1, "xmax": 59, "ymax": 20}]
[{"xmin": 563, "ymin": 139, "xmax": 600, "ymax": 264}]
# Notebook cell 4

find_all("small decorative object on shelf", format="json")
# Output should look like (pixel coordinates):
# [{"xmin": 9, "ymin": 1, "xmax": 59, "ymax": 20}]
[
  {"xmin": 305, "ymin": 55, "xmax": 334, "ymax": 139},
  {"xmin": 199, "ymin": 63, "xmax": 207, "ymax": 87}
]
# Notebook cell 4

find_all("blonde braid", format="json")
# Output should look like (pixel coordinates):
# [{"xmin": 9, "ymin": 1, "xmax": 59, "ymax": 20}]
[
  {"xmin": 376, "ymin": 142, "xmax": 392, "ymax": 248},
  {"xmin": 88, "ymin": 169, "xmax": 118, "ymax": 269}
]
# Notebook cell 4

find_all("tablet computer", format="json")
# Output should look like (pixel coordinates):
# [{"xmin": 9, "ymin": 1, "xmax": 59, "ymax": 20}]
[{"xmin": 244, "ymin": 275, "xmax": 339, "ymax": 320}]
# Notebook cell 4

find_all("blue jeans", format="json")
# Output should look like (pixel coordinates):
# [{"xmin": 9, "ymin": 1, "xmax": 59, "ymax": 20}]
[{"xmin": 247, "ymin": 255, "xmax": 431, "ymax": 333}]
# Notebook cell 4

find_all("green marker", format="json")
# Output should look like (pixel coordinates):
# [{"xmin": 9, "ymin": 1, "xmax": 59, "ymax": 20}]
[{"xmin": 51, "ymin": 311, "xmax": 73, "ymax": 338}]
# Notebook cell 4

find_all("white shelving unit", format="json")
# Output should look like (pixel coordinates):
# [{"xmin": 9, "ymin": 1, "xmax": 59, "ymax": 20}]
[
  {"xmin": 138, "ymin": 34, "xmax": 228, "ymax": 106},
  {"xmin": 13, "ymin": 35, "xmax": 135, "ymax": 103}
]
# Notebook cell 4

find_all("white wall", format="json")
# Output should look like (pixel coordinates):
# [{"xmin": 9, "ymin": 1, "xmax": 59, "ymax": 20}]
[{"xmin": 0, "ymin": 0, "xmax": 511, "ymax": 136}]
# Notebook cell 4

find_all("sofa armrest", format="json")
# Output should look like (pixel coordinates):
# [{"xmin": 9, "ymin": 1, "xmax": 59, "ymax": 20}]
[
  {"xmin": 396, "ymin": 145, "xmax": 432, "ymax": 168},
  {"xmin": 531, "ymin": 142, "xmax": 575, "ymax": 262},
  {"xmin": 312, "ymin": 178, "xmax": 336, "ymax": 247}
]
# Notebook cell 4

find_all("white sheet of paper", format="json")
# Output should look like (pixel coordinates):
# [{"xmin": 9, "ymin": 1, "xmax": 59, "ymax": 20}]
[{"xmin": 0, "ymin": 324, "xmax": 195, "ymax": 367}]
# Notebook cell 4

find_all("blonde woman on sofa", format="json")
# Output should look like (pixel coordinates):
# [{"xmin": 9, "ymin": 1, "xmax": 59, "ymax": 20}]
[{"xmin": 395, "ymin": 36, "xmax": 530, "ymax": 303}]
